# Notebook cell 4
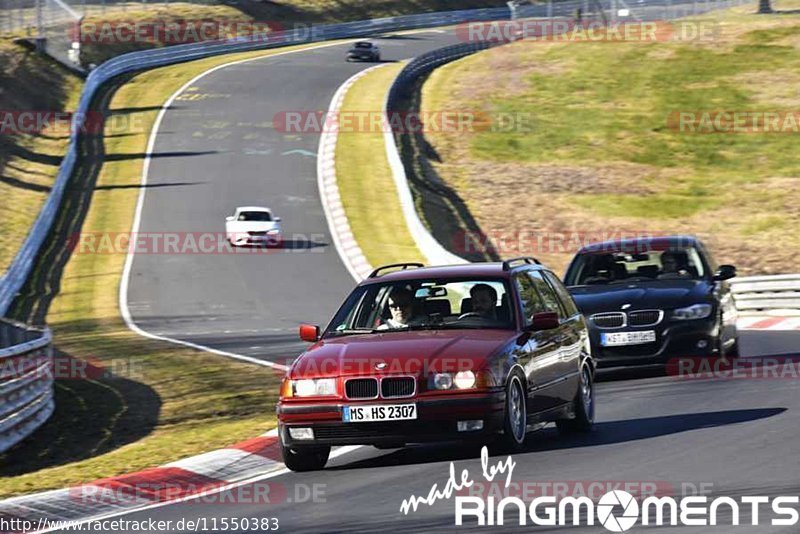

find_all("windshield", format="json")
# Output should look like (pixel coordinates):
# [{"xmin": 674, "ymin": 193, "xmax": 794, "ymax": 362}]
[
  {"xmin": 566, "ymin": 247, "xmax": 706, "ymax": 285},
  {"xmin": 354, "ymin": 42, "xmax": 373, "ymax": 48},
  {"xmin": 237, "ymin": 211, "xmax": 272, "ymax": 222},
  {"xmin": 326, "ymin": 278, "xmax": 515, "ymax": 336}
]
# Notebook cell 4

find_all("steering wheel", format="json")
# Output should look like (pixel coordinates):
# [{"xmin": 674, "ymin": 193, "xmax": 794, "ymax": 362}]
[{"xmin": 458, "ymin": 312, "xmax": 482, "ymax": 320}]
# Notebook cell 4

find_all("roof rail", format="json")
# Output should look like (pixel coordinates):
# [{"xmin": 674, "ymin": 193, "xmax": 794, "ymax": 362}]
[
  {"xmin": 368, "ymin": 262, "xmax": 425, "ymax": 278},
  {"xmin": 502, "ymin": 257, "xmax": 541, "ymax": 271}
]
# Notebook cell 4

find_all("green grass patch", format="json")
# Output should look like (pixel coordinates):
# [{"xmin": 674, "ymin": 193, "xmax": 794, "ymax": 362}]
[{"xmin": 335, "ymin": 63, "xmax": 426, "ymax": 267}]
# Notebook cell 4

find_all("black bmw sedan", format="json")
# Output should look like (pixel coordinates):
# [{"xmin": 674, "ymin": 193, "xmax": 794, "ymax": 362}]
[{"xmin": 564, "ymin": 235, "xmax": 738, "ymax": 368}]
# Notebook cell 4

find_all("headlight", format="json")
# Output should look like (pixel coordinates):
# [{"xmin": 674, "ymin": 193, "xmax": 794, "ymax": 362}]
[
  {"xmin": 672, "ymin": 304, "xmax": 713, "ymax": 321},
  {"xmin": 293, "ymin": 378, "xmax": 337, "ymax": 397},
  {"xmin": 432, "ymin": 373, "xmax": 453, "ymax": 390},
  {"xmin": 454, "ymin": 371, "xmax": 476, "ymax": 389},
  {"xmin": 431, "ymin": 371, "xmax": 478, "ymax": 390}
]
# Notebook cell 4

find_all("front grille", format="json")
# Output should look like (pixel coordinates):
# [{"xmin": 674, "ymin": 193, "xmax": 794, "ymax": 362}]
[
  {"xmin": 592, "ymin": 312, "xmax": 625, "ymax": 329},
  {"xmin": 248, "ymin": 231, "xmax": 268, "ymax": 236},
  {"xmin": 628, "ymin": 309, "xmax": 663, "ymax": 327},
  {"xmin": 345, "ymin": 378, "xmax": 378, "ymax": 399},
  {"xmin": 381, "ymin": 377, "xmax": 415, "ymax": 399}
]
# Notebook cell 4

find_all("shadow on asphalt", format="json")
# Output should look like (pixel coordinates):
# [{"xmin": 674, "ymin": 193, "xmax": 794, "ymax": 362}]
[{"xmin": 327, "ymin": 407, "xmax": 786, "ymax": 471}]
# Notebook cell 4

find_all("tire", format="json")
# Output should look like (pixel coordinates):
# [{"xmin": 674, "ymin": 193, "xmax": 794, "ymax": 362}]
[
  {"xmin": 280, "ymin": 437, "xmax": 330, "ymax": 472},
  {"xmin": 557, "ymin": 364, "xmax": 595, "ymax": 434},
  {"xmin": 725, "ymin": 338, "xmax": 740, "ymax": 358},
  {"xmin": 497, "ymin": 372, "xmax": 528, "ymax": 451}
]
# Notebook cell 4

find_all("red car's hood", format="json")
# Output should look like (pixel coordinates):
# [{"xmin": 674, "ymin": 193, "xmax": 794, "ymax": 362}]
[{"xmin": 291, "ymin": 329, "xmax": 517, "ymax": 378}]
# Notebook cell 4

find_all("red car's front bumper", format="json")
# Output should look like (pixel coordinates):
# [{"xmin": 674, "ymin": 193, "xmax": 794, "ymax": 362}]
[{"xmin": 277, "ymin": 390, "xmax": 505, "ymax": 447}]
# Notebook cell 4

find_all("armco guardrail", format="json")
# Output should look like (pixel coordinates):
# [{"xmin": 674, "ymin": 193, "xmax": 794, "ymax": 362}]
[
  {"xmin": 731, "ymin": 275, "xmax": 800, "ymax": 315},
  {"xmin": 0, "ymin": 7, "xmax": 510, "ymax": 317},
  {"xmin": 0, "ymin": 319, "xmax": 53, "ymax": 453}
]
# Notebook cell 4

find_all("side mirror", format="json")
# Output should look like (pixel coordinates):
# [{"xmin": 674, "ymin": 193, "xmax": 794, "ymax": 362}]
[
  {"xmin": 713, "ymin": 264, "xmax": 736, "ymax": 281},
  {"xmin": 529, "ymin": 311, "xmax": 559, "ymax": 331},
  {"xmin": 299, "ymin": 324, "xmax": 320, "ymax": 342},
  {"xmin": 274, "ymin": 217, "xmax": 282, "ymax": 222},
  {"xmin": 225, "ymin": 216, "xmax": 235, "ymax": 222}
]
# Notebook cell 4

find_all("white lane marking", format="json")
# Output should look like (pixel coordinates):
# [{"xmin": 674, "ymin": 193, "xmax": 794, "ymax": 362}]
[
  {"xmin": 316, "ymin": 65, "xmax": 387, "ymax": 282},
  {"xmin": 119, "ymin": 41, "xmax": 357, "ymax": 371}
]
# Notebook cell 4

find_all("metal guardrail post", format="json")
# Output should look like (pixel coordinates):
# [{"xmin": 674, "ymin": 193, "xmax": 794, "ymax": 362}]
[
  {"xmin": 730, "ymin": 275, "xmax": 800, "ymax": 315},
  {"xmin": 0, "ymin": 318, "xmax": 53, "ymax": 454}
]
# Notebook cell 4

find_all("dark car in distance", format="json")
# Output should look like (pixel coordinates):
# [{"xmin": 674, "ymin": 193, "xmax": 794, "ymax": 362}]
[
  {"xmin": 564, "ymin": 236, "xmax": 738, "ymax": 369},
  {"xmin": 346, "ymin": 41, "xmax": 381, "ymax": 61},
  {"xmin": 277, "ymin": 259, "xmax": 595, "ymax": 471}
]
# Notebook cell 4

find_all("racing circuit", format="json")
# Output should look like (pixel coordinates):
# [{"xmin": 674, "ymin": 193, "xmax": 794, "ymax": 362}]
[{"xmin": 58, "ymin": 27, "xmax": 800, "ymax": 534}]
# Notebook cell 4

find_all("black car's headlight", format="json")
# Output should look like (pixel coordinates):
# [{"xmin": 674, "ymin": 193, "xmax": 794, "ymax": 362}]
[{"xmin": 671, "ymin": 304, "xmax": 713, "ymax": 321}]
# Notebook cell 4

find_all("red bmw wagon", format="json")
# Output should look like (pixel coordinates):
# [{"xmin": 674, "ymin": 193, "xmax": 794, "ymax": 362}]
[{"xmin": 278, "ymin": 259, "xmax": 595, "ymax": 471}]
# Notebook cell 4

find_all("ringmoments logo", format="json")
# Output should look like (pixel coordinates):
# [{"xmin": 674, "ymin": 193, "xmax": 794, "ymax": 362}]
[{"xmin": 454, "ymin": 491, "xmax": 800, "ymax": 529}]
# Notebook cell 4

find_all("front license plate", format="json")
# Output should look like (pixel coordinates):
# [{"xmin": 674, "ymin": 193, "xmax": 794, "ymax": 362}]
[
  {"xmin": 343, "ymin": 404, "xmax": 417, "ymax": 423},
  {"xmin": 601, "ymin": 330, "xmax": 656, "ymax": 346}
]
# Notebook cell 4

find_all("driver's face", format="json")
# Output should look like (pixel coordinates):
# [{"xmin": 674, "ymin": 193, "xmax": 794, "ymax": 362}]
[
  {"xmin": 662, "ymin": 257, "xmax": 678, "ymax": 272},
  {"xmin": 389, "ymin": 297, "xmax": 412, "ymax": 323},
  {"xmin": 471, "ymin": 291, "xmax": 495, "ymax": 316}
]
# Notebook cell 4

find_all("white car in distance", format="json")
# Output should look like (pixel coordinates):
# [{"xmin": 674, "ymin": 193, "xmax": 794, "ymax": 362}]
[{"xmin": 225, "ymin": 206, "xmax": 282, "ymax": 247}]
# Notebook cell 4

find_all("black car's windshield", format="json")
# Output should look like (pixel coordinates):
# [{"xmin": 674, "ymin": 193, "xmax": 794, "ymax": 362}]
[
  {"xmin": 566, "ymin": 247, "xmax": 706, "ymax": 285},
  {"xmin": 354, "ymin": 42, "xmax": 373, "ymax": 49},
  {"xmin": 326, "ymin": 278, "xmax": 514, "ymax": 336}
]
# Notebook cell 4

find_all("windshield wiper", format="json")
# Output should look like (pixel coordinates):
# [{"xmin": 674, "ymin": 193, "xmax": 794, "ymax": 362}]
[{"xmin": 330, "ymin": 328, "xmax": 379, "ymax": 336}]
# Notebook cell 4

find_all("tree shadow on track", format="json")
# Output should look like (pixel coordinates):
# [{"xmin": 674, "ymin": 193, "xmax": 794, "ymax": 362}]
[
  {"xmin": 8, "ymin": 73, "xmax": 137, "ymax": 326},
  {"xmin": 328, "ymin": 408, "xmax": 786, "ymax": 471}
]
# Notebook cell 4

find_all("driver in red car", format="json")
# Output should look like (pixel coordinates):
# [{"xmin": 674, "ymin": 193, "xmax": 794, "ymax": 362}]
[
  {"xmin": 378, "ymin": 287, "xmax": 419, "ymax": 330},
  {"xmin": 470, "ymin": 283, "xmax": 498, "ymax": 319}
]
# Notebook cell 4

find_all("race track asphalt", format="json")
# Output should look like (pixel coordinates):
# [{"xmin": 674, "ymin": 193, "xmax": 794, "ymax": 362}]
[{"xmin": 125, "ymin": 30, "xmax": 462, "ymax": 364}]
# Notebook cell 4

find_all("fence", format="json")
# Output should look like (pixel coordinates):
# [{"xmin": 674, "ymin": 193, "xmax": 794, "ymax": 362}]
[
  {"xmin": 0, "ymin": 319, "xmax": 53, "ymax": 454},
  {"xmin": 509, "ymin": 0, "xmax": 752, "ymax": 21},
  {"xmin": 731, "ymin": 275, "xmax": 800, "ymax": 315}
]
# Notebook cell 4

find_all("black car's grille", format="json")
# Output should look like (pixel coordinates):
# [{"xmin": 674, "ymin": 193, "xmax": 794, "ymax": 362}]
[
  {"xmin": 345, "ymin": 378, "xmax": 378, "ymax": 399},
  {"xmin": 381, "ymin": 377, "xmax": 415, "ymax": 399},
  {"xmin": 628, "ymin": 310, "xmax": 663, "ymax": 327},
  {"xmin": 592, "ymin": 312, "xmax": 625, "ymax": 329}
]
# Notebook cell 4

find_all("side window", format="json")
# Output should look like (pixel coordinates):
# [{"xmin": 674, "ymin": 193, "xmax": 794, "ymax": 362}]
[
  {"xmin": 528, "ymin": 271, "xmax": 565, "ymax": 318},
  {"xmin": 543, "ymin": 271, "xmax": 579, "ymax": 317},
  {"xmin": 513, "ymin": 273, "xmax": 547, "ymax": 325}
]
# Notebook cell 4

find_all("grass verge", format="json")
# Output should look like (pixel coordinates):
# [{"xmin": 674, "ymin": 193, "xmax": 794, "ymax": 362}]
[
  {"xmin": 419, "ymin": 2, "xmax": 800, "ymax": 274},
  {"xmin": 0, "ymin": 42, "xmax": 337, "ymax": 498},
  {"xmin": 335, "ymin": 63, "xmax": 427, "ymax": 267}
]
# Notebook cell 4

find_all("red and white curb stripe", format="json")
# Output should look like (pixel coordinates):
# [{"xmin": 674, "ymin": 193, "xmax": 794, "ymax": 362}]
[
  {"xmin": 737, "ymin": 316, "xmax": 800, "ymax": 331},
  {"xmin": 0, "ymin": 430, "xmax": 282, "ymax": 529},
  {"xmin": 317, "ymin": 65, "xmax": 389, "ymax": 282}
]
